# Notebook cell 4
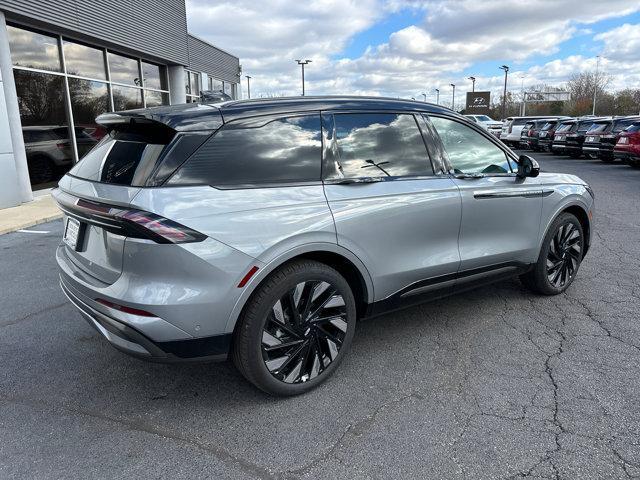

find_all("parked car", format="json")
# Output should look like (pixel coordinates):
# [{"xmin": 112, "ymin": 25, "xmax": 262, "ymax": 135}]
[
  {"xmin": 551, "ymin": 120, "xmax": 578, "ymax": 155},
  {"xmin": 500, "ymin": 116, "xmax": 558, "ymax": 147},
  {"xmin": 23, "ymin": 125, "xmax": 98, "ymax": 185},
  {"xmin": 519, "ymin": 119, "xmax": 554, "ymax": 151},
  {"xmin": 581, "ymin": 118, "xmax": 613, "ymax": 160},
  {"xmin": 564, "ymin": 118, "xmax": 602, "ymax": 158},
  {"xmin": 584, "ymin": 116, "xmax": 640, "ymax": 163},
  {"xmin": 614, "ymin": 120, "xmax": 640, "ymax": 167},
  {"xmin": 54, "ymin": 96, "xmax": 594, "ymax": 396},
  {"xmin": 464, "ymin": 114, "xmax": 502, "ymax": 136},
  {"xmin": 537, "ymin": 119, "xmax": 565, "ymax": 152}
]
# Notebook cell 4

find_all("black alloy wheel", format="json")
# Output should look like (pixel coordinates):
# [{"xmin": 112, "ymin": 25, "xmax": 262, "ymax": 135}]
[
  {"xmin": 262, "ymin": 280, "xmax": 348, "ymax": 384},
  {"xmin": 546, "ymin": 222, "xmax": 582, "ymax": 289}
]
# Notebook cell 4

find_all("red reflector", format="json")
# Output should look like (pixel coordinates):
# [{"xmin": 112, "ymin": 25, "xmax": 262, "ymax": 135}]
[
  {"xmin": 238, "ymin": 266, "xmax": 259, "ymax": 288},
  {"xmin": 96, "ymin": 298, "xmax": 155, "ymax": 317}
]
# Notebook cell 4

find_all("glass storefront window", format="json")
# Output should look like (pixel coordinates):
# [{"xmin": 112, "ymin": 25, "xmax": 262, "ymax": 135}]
[
  {"xmin": 63, "ymin": 40, "xmax": 106, "ymax": 79},
  {"xmin": 142, "ymin": 62, "xmax": 165, "ymax": 90},
  {"xmin": 223, "ymin": 82, "xmax": 231, "ymax": 96},
  {"xmin": 7, "ymin": 25, "xmax": 61, "ymax": 72},
  {"xmin": 108, "ymin": 52, "xmax": 141, "ymax": 86},
  {"xmin": 112, "ymin": 85, "xmax": 143, "ymax": 111},
  {"xmin": 14, "ymin": 70, "xmax": 70, "ymax": 187},
  {"xmin": 144, "ymin": 90, "xmax": 169, "ymax": 107},
  {"xmin": 68, "ymin": 78, "xmax": 110, "ymax": 157},
  {"xmin": 209, "ymin": 77, "xmax": 223, "ymax": 92}
]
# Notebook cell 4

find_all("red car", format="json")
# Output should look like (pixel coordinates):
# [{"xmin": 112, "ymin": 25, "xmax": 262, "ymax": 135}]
[{"xmin": 614, "ymin": 121, "xmax": 640, "ymax": 168}]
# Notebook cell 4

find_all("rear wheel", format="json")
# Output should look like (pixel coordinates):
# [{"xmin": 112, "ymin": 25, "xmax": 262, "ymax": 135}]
[
  {"xmin": 520, "ymin": 213, "xmax": 584, "ymax": 295},
  {"xmin": 233, "ymin": 260, "xmax": 356, "ymax": 396}
]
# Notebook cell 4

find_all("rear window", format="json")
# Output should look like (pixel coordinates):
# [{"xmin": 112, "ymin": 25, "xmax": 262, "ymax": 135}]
[
  {"xmin": 69, "ymin": 123, "xmax": 174, "ymax": 185},
  {"xmin": 614, "ymin": 119, "xmax": 638, "ymax": 132},
  {"xmin": 587, "ymin": 122, "xmax": 610, "ymax": 134},
  {"xmin": 169, "ymin": 115, "xmax": 322, "ymax": 187},
  {"xmin": 556, "ymin": 123, "xmax": 575, "ymax": 133},
  {"xmin": 625, "ymin": 123, "xmax": 640, "ymax": 133},
  {"xmin": 541, "ymin": 122, "xmax": 557, "ymax": 131},
  {"xmin": 512, "ymin": 119, "xmax": 527, "ymax": 126},
  {"xmin": 578, "ymin": 121, "xmax": 595, "ymax": 132}
]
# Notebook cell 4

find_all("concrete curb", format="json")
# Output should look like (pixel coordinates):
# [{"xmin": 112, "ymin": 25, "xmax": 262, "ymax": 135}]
[
  {"xmin": 0, "ymin": 193, "xmax": 63, "ymax": 235},
  {"xmin": 0, "ymin": 212, "xmax": 63, "ymax": 235}
]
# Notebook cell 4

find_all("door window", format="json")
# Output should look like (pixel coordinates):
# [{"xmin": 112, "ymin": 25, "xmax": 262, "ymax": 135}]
[
  {"xmin": 430, "ymin": 116, "xmax": 512, "ymax": 174},
  {"xmin": 325, "ymin": 113, "xmax": 431, "ymax": 180}
]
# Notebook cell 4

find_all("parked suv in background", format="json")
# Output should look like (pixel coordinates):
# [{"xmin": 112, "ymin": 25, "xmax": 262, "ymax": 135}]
[
  {"xmin": 500, "ymin": 116, "xmax": 557, "ymax": 147},
  {"xmin": 537, "ymin": 119, "xmax": 564, "ymax": 152},
  {"xmin": 464, "ymin": 114, "xmax": 502, "ymax": 136},
  {"xmin": 519, "ymin": 119, "xmax": 554, "ymax": 151},
  {"xmin": 585, "ymin": 117, "xmax": 640, "ymax": 163},
  {"xmin": 54, "ymin": 96, "xmax": 594, "ymax": 396},
  {"xmin": 615, "ymin": 121, "xmax": 640, "ymax": 167},
  {"xmin": 564, "ymin": 118, "xmax": 600, "ymax": 158}
]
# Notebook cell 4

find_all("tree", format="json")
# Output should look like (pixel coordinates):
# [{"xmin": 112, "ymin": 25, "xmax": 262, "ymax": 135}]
[{"xmin": 566, "ymin": 71, "xmax": 611, "ymax": 116}]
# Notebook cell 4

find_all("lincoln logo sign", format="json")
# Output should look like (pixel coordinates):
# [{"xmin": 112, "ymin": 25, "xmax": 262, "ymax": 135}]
[{"xmin": 466, "ymin": 91, "xmax": 491, "ymax": 115}]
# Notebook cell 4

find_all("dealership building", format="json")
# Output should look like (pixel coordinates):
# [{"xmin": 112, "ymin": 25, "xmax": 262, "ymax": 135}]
[{"xmin": 0, "ymin": 0, "xmax": 240, "ymax": 209}]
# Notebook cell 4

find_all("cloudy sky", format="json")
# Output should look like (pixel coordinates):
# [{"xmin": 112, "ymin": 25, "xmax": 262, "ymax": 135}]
[{"xmin": 185, "ymin": 1, "xmax": 640, "ymax": 106}]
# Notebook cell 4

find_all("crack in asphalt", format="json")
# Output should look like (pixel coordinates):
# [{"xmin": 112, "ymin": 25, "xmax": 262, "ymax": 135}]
[{"xmin": 0, "ymin": 301, "xmax": 69, "ymax": 328}]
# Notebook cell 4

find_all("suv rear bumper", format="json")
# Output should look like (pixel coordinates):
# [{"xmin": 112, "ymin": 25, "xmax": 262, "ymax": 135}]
[{"xmin": 60, "ymin": 274, "xmax": 231, "ymax": 362}]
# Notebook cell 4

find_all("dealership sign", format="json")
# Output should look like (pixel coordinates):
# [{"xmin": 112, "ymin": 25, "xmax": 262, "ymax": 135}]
[{"xmin": 465, "ymin": 91, "xmax": 491, "ymax": 114}]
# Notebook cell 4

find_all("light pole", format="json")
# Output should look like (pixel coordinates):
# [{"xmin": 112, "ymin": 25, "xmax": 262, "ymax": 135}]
[
  {"xmin": 245, "ymin": 75, "xmax": 251, "ymax": 99},
  {"xmin": 450, "ymin": 83, "xmax": 456, "ymax": 110},
  {"xmin": 519, "ymin": 75, "xmax": 525, "ymax": 115},
  {"xmin": 468, "ymin": 76, "xmax": 476, "ymax": 92},
  {"xmin": 435, "ymin": 88, "xmax": 440, "ymax": 105},
  {"xmin": 295, "ymin": 59, "xmax": 312, "ymax": 96},
  {"xmin": 421, "ymin": 93, "xmax": 426, "ymax": 102},
  {"xmin": 592, "ymin": 55, "xmax": 600, "ymax": 116},
  {"xmin": 499, "ymin": 65, "xmax": 509, "ymax": 119}
]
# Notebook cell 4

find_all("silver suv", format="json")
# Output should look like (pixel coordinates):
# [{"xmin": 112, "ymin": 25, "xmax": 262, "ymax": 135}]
[{"xmin": 54, "ymin": 96, "xmax": 594, "ymax": 396}]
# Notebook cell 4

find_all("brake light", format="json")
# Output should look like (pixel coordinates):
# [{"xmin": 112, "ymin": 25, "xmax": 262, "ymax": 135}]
[
  {"xmin": 528, "ymin": 129, "xmax": 535, "ymax": 137},
  {"xmin": 66, "ymin": 198, "xmax": 206, "ymax": 244},
  {"xmin": 96, "ymin": 298, "xmax": 156, "ymax": 317}
]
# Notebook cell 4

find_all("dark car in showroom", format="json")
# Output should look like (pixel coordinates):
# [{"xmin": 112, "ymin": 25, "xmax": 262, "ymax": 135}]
[
  {"xmin": 585, "ymin": 116, "xmax": 640, "ymax": 163},
  {"xmin": 614, "ymin": 120, "xmax": 640, "ymax": 167}
]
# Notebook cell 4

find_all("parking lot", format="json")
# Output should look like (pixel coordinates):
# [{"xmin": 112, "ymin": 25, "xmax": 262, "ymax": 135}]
[{"xmin": 1, "ymin": 149, "xmax": 639, "ymax": 479}]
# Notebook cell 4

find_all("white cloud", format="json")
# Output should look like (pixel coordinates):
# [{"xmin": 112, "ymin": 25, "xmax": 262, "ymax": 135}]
[{"xmin": 185, "ymin": 0, "xmax": 640, "ymax": 102}]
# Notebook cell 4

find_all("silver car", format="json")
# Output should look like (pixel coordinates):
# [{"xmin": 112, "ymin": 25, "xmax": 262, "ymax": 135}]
[{"xmin": 54, "ymin": 96, "xmax": 594, "ymax": 396}]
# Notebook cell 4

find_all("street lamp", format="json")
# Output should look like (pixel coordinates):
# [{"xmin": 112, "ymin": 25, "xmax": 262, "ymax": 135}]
[
  {"xmin": 592, "ymin": 55, "xmax": 600, "ymax": 116},
  {"xmin": 450, "ymin": 83, "xmax": 456, "ymax": 110},
  {"xmin": 519, "ymin": 75, "xmax": 525, "ymax": 115},
  {"xmin": 421, "ymin": 93, "xmax": 426, "ymax": 102},
  {"xmin": 245, "ymin": 75, "xmax": 252, "ymax": 99},
  {"xmin": 499, "ymin": 65, "xmax": 509, "ymax": 119},
  {"xmin": 435, "ymin": 88, "xmax": 440, "ymax": 105},
  {"xmin": 468, "ymin": 76, "xmax": 476, "ymax": 92},
  {"xmin": 295, "ymin": 59, "xmax": 312, "ymax": 96}
]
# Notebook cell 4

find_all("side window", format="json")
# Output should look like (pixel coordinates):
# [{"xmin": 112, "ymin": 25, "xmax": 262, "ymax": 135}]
[
  {"xmin": 430, "ymin": 116, "xmax": 512, "ymax": 174},
  {"xmin": 325, "ymin": 113, "xmax": 432, "ymax": 180},
  {"xmin": 169, "ymin": 115, "xmax": 322, "ymax": 186}
]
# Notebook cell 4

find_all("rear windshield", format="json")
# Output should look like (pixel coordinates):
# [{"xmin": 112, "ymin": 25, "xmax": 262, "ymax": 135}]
[
  {"xmin": 587, "ymin": 122, "xmax": 610, "ymax": 134},
  {"xmin": 475, "ymin": 115, "xmax": 492, "ymax": 122},
  {"xmin": 625, "ymin": 123, "xmax": 640, "ymax": 133},
  {"xmin": 69, "ymin": 126, "xmax": 173, "ymax": 185},
  {"xmin": 541, "ymin": 122, "xmax": 557, "ymax": 131},
  {"xmin": 577, "ymin": 122, "xmax": 594, "ymax": 132},
  {"xmin": 556, "ymin": 123, "xmax": 575, "ymax": 133},
  {"xmin": 614, "ymin": 119, "xmax": 638, "ymax": 132},
  {"xmin": 511, "ymin": 119, "xmax": 528, "ymax": 126}
]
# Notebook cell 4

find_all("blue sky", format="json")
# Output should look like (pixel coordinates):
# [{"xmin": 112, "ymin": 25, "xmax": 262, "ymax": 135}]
[{"xmin": 186, "ymin": 1, "xmax": 640, "ymax": 104}]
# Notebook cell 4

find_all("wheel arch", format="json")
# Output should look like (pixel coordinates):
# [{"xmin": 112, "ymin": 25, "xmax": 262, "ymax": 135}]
[
  {"xmin": 540, "ymin": 200, "xmax": 592, "ymax": 257},
  {"xmin": 225, "ymin": 243, "xmax": 374, "ymax": 333}
]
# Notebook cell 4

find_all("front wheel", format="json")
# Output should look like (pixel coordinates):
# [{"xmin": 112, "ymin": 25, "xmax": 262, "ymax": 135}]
[
  {"xmin": 520, "ymin": 213, "xmax": 584, "ymax": 295},
  {"xmin": 233, "ymin": 260, "xmax": 357, "ymax": 396}
]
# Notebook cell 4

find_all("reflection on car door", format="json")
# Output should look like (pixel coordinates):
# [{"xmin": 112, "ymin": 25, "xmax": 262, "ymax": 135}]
[
  {"xmin": 322, "ymin": 112, "xmax": 462, "ymax": 306},
  {"xmin": 428, "ymin": 115, "xmax": 543, "ymax": 284}
]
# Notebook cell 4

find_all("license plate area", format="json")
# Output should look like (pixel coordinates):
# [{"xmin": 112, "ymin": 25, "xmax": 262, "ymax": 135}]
[{"xmin": 64, "ymin": 217, "xmax": 84, "ymax": 251}]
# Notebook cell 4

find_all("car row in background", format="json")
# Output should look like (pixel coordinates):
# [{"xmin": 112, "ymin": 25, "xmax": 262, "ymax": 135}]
[{"xmin": 510, "ymin": 115, "xmax": 640, "ymax": 168}]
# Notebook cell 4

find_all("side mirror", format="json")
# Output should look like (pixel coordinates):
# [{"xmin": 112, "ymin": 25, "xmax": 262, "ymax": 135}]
[{"xmin": 517, "ymin": 155, "xmax": 540, "ymax": 178}]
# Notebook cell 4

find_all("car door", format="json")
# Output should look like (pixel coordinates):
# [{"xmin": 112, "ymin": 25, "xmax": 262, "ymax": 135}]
[
  {"xmin": 426, "ymin": 114, "xmax": 543, "ymax": 284},
  {"xmin": 321, "ymin": 111, "xmax": 462, "ymax": 307}
]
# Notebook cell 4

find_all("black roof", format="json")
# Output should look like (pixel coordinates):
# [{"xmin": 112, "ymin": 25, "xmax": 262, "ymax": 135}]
[{"xmin": 100, "ymin": 95, "xmax": 457, "ymax": 131}]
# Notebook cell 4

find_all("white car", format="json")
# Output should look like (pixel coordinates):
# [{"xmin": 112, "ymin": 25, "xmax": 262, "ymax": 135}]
[
  {"xmin": 464, "ymin": 115, "xmax": 502, "ymax": 136},
  {"xmin": 500, "ymin": 116, "xmax": 560, "ymax": 146}
]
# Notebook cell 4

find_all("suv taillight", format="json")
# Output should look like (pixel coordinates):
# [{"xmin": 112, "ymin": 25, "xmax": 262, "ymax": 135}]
[{"xmin": 61, "ymin": 197, "xmax": 206, "ymax": 244}]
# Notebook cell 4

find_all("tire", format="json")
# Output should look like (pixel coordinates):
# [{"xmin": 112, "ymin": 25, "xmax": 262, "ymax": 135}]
[
  {"xmin": 520, "ymin": 213, "xmax": 584, "ymax": 295},
  {"xmin": 233, "ymin": 260, "xmax": 357, "ymax": 396},
  {"xmin": 569, "ymin": 151, "xmax": 582, "ymax": 159}
]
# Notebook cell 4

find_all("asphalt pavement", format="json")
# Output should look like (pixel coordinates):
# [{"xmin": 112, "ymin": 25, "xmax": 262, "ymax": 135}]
[{"xmin": 1, "ymin": 150, "xmax": 640, "ymax": 479}]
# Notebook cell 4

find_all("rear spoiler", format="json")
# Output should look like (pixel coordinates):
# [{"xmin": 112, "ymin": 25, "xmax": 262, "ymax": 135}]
[{"xmin": 96, "ymin": 103, "xmax": 224, "ymax": 132}]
